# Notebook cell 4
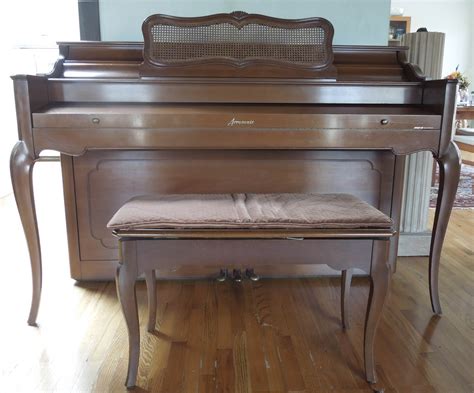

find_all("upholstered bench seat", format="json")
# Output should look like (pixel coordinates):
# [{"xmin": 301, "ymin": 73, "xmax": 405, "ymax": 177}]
[{"xmin": 107, "ymin": 193, "xmax": 392, "ymax": 231}]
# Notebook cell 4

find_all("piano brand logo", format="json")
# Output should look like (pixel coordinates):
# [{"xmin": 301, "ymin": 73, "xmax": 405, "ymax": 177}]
[{"xmin": 227, "ymin": 117, "xmax": 255, "ymax": 127}]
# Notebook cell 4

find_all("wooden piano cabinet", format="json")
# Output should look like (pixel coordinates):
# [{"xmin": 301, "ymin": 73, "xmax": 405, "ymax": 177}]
[
  {"xmin": 10, "ymin": 30, "xmax": 460, "ymax": 326},
  {"xmin": 60, "ymin": 149, "xmax": 401, "ymax": 280}
]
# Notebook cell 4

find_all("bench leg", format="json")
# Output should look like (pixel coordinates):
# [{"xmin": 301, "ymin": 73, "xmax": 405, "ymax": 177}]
[
  {"xmin": 145, "ymin": 270, "xmax": 157, "ymax": 332},
  {"xmin": 116, "ymin": 240, "xmax": 140, "ymax": 389},
  {"xmin": 341, "ymin": 269, "xmax": 353, "ymax": 329},
  {"xmin": 364, "ymin": 240, "xmax": 391, "ymax": 384}
]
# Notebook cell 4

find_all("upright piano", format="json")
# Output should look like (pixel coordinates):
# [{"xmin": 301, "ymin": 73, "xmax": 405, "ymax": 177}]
[{"xmin": 10, "ymin": 12, "xmax": 460, "ymax": 325}]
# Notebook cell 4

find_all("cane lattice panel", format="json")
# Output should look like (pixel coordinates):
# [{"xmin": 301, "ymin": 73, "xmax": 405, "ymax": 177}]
[{"xmin": 141, "ymin": 12, "xmax": 335, "ymax": 77}]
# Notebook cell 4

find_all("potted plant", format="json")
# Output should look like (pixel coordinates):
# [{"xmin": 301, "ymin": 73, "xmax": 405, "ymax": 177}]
[{"xmin": 445, "ymin": 66, "xmax": 470, "ymax": 103}]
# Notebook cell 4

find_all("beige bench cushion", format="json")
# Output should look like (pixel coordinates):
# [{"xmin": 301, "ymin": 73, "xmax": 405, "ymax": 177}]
[{"xmin": 107, "ymin": 193, "xmax": 392, "ymax": 231}]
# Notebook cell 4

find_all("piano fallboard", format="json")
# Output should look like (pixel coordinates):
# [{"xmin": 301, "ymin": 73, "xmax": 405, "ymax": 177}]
[
  {"xmin": 32, "ymin": 103, "xmax": 441, "ymax": 155},
  {"xmin": 33, "ymin": 103, "xmax": 441, "ymax": 129}
]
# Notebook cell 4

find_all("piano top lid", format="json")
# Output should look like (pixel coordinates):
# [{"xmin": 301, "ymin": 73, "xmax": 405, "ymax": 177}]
[{"xmin": 50, "ymin": 41, "xmax": 423, "ymax": 83}]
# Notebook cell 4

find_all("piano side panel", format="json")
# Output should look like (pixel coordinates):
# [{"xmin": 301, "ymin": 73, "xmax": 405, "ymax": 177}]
[
  {"xmin": 62, "ymin": 149, "xmax": 396, "ymax": 280},
  {"xmin": 61, "ymin": 155, "xmax": 81, "ymax": 279}
]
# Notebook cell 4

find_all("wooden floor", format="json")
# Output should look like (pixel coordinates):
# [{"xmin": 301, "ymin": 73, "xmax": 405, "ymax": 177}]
[{"xmin": 1, "ymin": 190, "xmax": 473, "ymax": 392}]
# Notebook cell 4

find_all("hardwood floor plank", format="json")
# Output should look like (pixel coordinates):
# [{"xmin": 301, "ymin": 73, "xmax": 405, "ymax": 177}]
[
  {"xmin": 233, "ymin": 331, "xmax": 252, "ymax": 393},
  {"xmin": 216, "ymin": 348, "xmax": 235, "ymax": 393},
  {"xmin": 200, "ymin": 282, "xmax": 219, "ymax": 377},
  {"xmin": 217, "ymin": 282, "xmax": 233, "ymax": 350},
  {"xmin": 282, "ymin": 280, "xmax": 326, "ymax": 391},
  {"xmin": 199, "ymin": 374, "xmax": 217, "ymax": 393},
  {"xmin": 243, "ymin": 283, "xmax": 270, "ymax": 392},
  {"xmin": 260, "ymin": 324, "xmax": 288, "ymax": 392},
  {"xmin": 147, "ymin": 284, "xmax": 191, "ymax": 391},
  {"xmin": 182, "ymin": 307, "xmax": 205, "ymax": 393},
  {"xmin": 160, "ymin": 341, "xmax": 187, "ymax": 393},
  {"xmin": 276, "ymin": 335, "xmax": 306, "ymax": 392}
]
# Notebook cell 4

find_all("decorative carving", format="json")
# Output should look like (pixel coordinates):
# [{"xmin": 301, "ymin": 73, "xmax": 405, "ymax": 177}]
[{"xmin": 229, "ymin": 11, "xmax": 248, "ymax": 20}]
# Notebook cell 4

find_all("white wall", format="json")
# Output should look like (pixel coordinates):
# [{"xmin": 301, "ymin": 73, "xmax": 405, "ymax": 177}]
[
  {"xmin": 0, "ymin": 1, "xmax": 79, "ymax": 197},
  {"xmin": 471, "ymin": 0, "xmax": 474, "ymax": 91},
  {"xmin": 391, "ymin": 0, "xmax": 473, "ymax": 83},
  {"xmin": 100, "ymin": 0, "xmax": 391, "ymax": 45}
]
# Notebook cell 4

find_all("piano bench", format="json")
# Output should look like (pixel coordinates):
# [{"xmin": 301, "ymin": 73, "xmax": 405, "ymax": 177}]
[{"xmin": 108, "ymin": 193, "xmax": 395, "ymax": 389}]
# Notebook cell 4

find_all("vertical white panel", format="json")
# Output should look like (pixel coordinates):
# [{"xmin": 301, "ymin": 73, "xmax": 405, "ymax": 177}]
[{"xmin": 399, "ymin": 32, "xmax": 445, "ymax": 255}]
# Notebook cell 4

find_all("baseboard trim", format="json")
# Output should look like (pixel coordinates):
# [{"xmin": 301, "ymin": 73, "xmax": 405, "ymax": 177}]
[{"xmin": 398, "ymin": 231, "xmax": 431, "ymax": 256}]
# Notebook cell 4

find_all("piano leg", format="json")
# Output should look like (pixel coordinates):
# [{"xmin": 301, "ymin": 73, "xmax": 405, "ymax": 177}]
[
  {"xmin": 10, "ymin": 141, "xmax": 42, "ymax": 326},
  {"xmin": 430, "ymin": 141, "xmax": 461, "ymax": 314},
  {"xmin": 341, "ymin": 268, "xmax": 353, "ymax": 329},
  {"xmin": 364, "ymin": 240, "xmax": 391, "ymax": 384}
]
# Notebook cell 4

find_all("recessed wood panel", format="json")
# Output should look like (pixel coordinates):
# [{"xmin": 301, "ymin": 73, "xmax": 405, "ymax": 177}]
[{"xmin": 64, "ymin": 149, "xmax": 396, "ymax": 279}]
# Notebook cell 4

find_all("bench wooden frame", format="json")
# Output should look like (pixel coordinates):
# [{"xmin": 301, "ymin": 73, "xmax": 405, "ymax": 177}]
[{"xmin": 114, "ymin": 228, "xmax": 394, "ymax": 388}]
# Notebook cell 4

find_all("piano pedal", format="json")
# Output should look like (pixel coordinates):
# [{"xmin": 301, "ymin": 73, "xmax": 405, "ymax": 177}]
[
  {"xmin": 232, "ymin": 269, "xmax": 243, "ymax": 283},
  {"xmin": 216, "ymin": 268, "xmax": 228, "ymax": 282},
  {"xmin": 245, "ymin": 268, "xmax": 260, "ymax": 282}
]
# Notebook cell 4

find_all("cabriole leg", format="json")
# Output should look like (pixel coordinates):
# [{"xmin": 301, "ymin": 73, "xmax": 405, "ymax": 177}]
[
  {"xmin": 364, "ymin": 240, "xmax": 391, "ymax": 384},
  {"xmin": 430, "ymin": 141, "xmax": 461, "ymax": 314},
  {"xmin": 341, "ymin": 269, "xmax": 353, "ymax": 329},
  {"xmin": 10, "ymin": 141, "xmax": 42, "ymax": 326},
  {"xmin": 145, "ymin": 269, "xmax": 157, "ymax": 332},
  {"xmin": 116, "ymin": 240, "xmax": 140, "ymax": 389}
]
